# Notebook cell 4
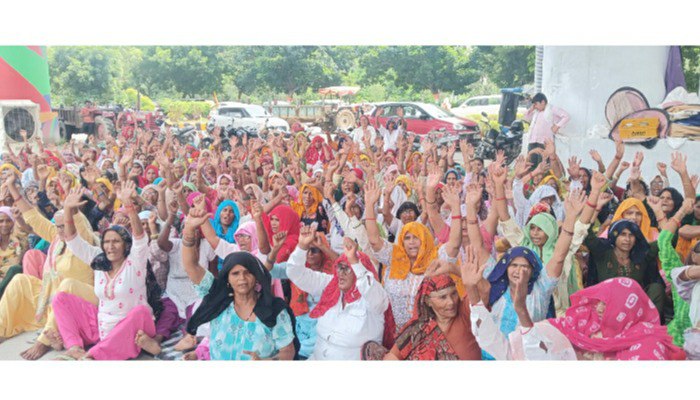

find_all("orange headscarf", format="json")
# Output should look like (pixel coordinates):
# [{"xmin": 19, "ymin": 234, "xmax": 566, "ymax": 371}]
[
  {"xmin": 390, "ymin": 222, "xmax": 438, "ymax": 280},
  {"xmin": 292, "ymin": 184, "xmax": 323, "ymax": 217},
  {"xmin": 612, "ymin": 198, "xmax": 655, "ymax": 241}
]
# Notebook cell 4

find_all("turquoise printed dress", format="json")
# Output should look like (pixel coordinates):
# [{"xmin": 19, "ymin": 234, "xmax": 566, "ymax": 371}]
[{"xmin": 195, "ymin": 271, "xmax": 295, "ymax": 360}]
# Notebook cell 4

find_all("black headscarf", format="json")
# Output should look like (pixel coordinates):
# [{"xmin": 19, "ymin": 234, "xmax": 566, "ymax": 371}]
[
  {"xmin": 91, "ymin": 225, "xmax": 164, "ymax": 319},
  {"xmin": 186, "ymin": 252, "xmax": 297, "ymax": 342}
]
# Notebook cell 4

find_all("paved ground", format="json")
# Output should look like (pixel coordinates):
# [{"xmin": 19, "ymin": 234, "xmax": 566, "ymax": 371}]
[
  {"xmin": 0, "ymin": 330, "xmax": 154, "ymax": 361},
  {"xmin": 0, "ymin": 331, "xmax": 59, "ymax": 360}
]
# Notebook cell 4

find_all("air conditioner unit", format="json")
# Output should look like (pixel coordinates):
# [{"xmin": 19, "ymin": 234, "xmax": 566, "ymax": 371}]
[{"xmin": 0, "ymin": 100, "xmax": 41, "ymax": 150}]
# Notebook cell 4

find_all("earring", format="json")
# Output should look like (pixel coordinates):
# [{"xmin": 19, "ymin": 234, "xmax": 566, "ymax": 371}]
[{"xmin": 228, "ymin": 292, "xmax": 234, "ymax": 297}]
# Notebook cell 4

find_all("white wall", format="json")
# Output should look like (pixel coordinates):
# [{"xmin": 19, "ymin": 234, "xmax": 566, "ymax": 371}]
[
  {"xmin": 542, "ymin": 46, "xmax": 669, "ymax": 137},
  {"xmin": 534, "ymin": 47, "xmax": 698, "ymax": 193}
]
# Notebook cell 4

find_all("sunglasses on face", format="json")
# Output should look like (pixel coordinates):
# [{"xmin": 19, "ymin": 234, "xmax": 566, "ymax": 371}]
[{"xmin": 336, "ymin": 263, "xmax": 352, "ymax": 275}]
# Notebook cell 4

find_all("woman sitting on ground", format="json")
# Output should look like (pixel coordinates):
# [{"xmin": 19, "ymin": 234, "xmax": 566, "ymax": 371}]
[
  {"xmin": 363, "ymin": 269, "xmax": 482, "ymax": 361},
  {"xmin": 52, "ymin": 182, "xmax": 157, "ymax": 360},
  {"xmin": 285, "ymin": 227, "xmax": 390, "ymax": 360},
  {"xmin": 364, "ymin": 179, "xmax": 464, "ymax": 332},
  {"xmin": 181, "ymin": 208, "xmax": 298, "ymax": 360}
]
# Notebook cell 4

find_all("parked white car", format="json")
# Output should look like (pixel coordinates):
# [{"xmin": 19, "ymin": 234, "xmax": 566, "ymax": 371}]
[
  {"xmin": 208, "ymin": 102, "xmax": 290, "ymax": 132},
  {"xmin": 452, "ymin": 95, "xmax": 527, "ymax": 118}
]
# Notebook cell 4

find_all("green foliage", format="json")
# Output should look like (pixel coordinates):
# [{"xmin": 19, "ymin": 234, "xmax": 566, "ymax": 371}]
[
  {"xmin": 681, "ymin": 46, "xmax": 700, "ymax": 94},
  {"xmin": 114, "ymin": 88, "xmax": 156, "ymax": 111},
  {"xmin": 470, "ymin": 46, "xmax": 536, "ymax": 88},
  {"xmin": 47, "ymin": 45, "xmax": 541, "ymax": 108},
  {"xmin": 159, "ymin": 99, "xmax": 212, "ymax": 121},
  {"xmin": 48, "ymin": 46, "xmax": 119, "ymax": 105}
]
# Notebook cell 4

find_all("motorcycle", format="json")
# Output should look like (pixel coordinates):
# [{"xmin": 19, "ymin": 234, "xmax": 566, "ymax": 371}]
[{"xmin": 474, "ymin": 112, "xmax": 524, "ymax": 165}]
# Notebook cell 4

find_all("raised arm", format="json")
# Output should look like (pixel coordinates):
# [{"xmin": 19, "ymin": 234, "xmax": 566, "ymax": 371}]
[
  {"xmin": 118, "ymin": 180, "xmax": 144, "ymax": 240},
  {"xmin": 441, "ymin": 184, "xmax": 463, "ymax": 258},
  {"xmin": 424, "ymin": 167, "xmax": 448, "ymax": 236},
  {"xmin": 343, "ymin": 237, "xmax": 388, "ymax": 315},
  {"xmin": 157, "ymin": 200, "xmax": 178, "ymax": 253},
  {"xmin": 670, "ymin": 152, "xmax": 697, "ymax": 200},
  {"xmin": 251, "ymin": 200, "xmax": 270, "ymax": 255},
  {"xmin": 605, "ymin": 139, "xmax": 625, "ymax": 181},
  {"xmin": 181, "ymin": 209, "xmax": 209, "ymax": 285},
  {"xmin": 363, "ymin": 178, "xmax": 385, "ymax": 253},
  {"xmin": 579, "ymin": 171, "xmax": 605, "ymax": 224},
  {"xmin": 545, "ymin": 189, "xmax": 585, "ymax": 278}
]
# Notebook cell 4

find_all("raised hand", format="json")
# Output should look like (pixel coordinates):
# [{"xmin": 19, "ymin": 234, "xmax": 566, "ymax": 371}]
[
  {"xmin": 647, "ymin": 195, "xmax": 664, "ymax": 217},
  {"xmin": 271, "ymin": 231, "xmax": 288, "ymax": 251},
  {"xmin": 512, "ymin": 266, "xmax": 532, "ymax": 310},
  {"xmin": 534, "ymin": 158, "xmax": 551, "ymax": 176},
  {"xmin": 567, "ymin": 156, "xmax": 581, "ymax": 178},
  {"xmin": 670, "ymin": 152, "xmax": 688, "ymax": 175},
  {"xmin": 117, "ymin": 180, "xmax": 137, "ymax": 206},
  {"xmin": 589, "ymin": 149, "xmax": 602, "ymax": 163},
  {"xmin": 513, "ymin": 155, "xmax": 532, "ymax": 178},
  {"xmin": 691, "ymin": 174, "xmax": 699, "ymax": 191},
  {"xmin": 565, "ymin": 188, "xmax": 586, "ymax": 217},
  {"xmin": 465, "ymin": 183, "xmax": 483, "ymax": 207},
  {"xmin": 35, "ymin": 164, "xmax": 50, "ymax": 181},
  {"xmin": 343, "ymin": 237, "xmax": 359, "ymax": 264},
  {"xmin": 185, "ymin": 208, "xmax": 209, "ymax": 229},
  {"xmin": 323, "ymin": 181, "xmax": 336, "ymax": 201},
  {"xmin": 596, "ymin": 191, "xmax": 614, "ymax": 209},
  {"xmin": 590, "ymin": 170, "xmax": 606, "ymax": 191},
  {"xmin": 63, "ymin": 187, "xmax": 88, "ymax": 210},
  {"xmin": 364, "ymin": 179, "xmax": 381, "ymax": 207},
  {"xmin": 441, "ymin": 183, "xmax": 461, "ymax": 208},
  {"xmin": 632, "ymin": 151, "xmax": 644, "ymax": 168},
  {"xmin": 460, "ymin": 245, "xmax": 486, "ymax": 287},
  {"xmin": 618, "ymin": 161, "xmax": 630, "ymax": 173},
  {"xmin": 656, "ymin": 162, "xmax": 668, "ymax": 177},
  {"xmin": 426, "ymin": 168, "xmax": 443, "ymax": 189},
  {"xmin": 490, "ymin": 163, "xmax": 507, "ymax": 185},
  {"xmin": 298, "ymin": 225, "xmax": 315, "ymax": 250},
  {"xmin": 250, "ymin": 200, "xmax": 263, "ymax": 221},
  {"xmin": 494, "ymin": 149, "xmax": 506, "ymax": 167},
  {"xmin": 629, "ymin": 165, "xmax": 641, "ymax": 181}
]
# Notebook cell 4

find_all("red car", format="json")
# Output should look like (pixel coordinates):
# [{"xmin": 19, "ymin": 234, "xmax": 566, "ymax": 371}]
[{"xmin": 368, "ymin": 102, "xmax": 479, "ymax": 136}]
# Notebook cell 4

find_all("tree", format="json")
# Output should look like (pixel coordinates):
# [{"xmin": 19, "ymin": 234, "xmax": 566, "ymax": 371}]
[
  {"xmin": 359, "ymin": 46, "xmax": 480, "ymax": 97},
  {"xmin": 48, "ymin": 46, "xmax": 119, "ymax": 105},
  {"xmin": 681, "ymin": 46, "xmax": 700, "ymax": 94},
  {"xmin": 470, "ymin": 46, "xmax": 535, "ymax": 88},
  {"xmin": 249, "ymin": 47, "xmax": 342, "ymax": 98}
]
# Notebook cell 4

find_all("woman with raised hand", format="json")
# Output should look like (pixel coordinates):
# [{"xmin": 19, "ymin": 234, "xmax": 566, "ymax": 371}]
[
  {"xmin": 364, "ymin": 178, "xmax": 463, "ymax": 332},
  {"xmin": 52, "ymin": 182, "xmax": 156, "ymax": 360},
  {"xmin": 0, "ymin": 171, "xmax": 98, "ymax": 360},
  {"xmin": 363, "ymin": 251, "xmax": 482, "ymax": 360},
  {"xmin": 181, "ymin": 208, "xmax": 297, "ymax": 360},
  {"xmin": 286, "ymin": 225, "xmax": 390, "ymax": 360},
  {"xmin": 493, "ymin": 164, "xmax": 600, "ymax": 316},
  {"xmin": 465, "ymin": 185, "xmax": 582, "ymax": 352}
]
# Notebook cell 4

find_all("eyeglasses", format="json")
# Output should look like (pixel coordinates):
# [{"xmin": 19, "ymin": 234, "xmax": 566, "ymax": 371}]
[
  {"xmin": 308, "ymin": 247, "xmax": 321, "ymax": 254},
  {"xmin": 336, "ymin": 263, "xmax": 352, "ymax": 275}
]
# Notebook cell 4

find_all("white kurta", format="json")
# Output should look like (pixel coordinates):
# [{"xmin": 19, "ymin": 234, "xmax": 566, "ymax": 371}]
[{"xmin": 286, "ymin": 248, "xmax": 389, "ymax": 360}]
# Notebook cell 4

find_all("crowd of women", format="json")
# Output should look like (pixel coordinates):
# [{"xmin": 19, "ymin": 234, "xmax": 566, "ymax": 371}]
[{"xmin": 0, "ymin": 113, "xmax": 698, "ymax": 361}]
